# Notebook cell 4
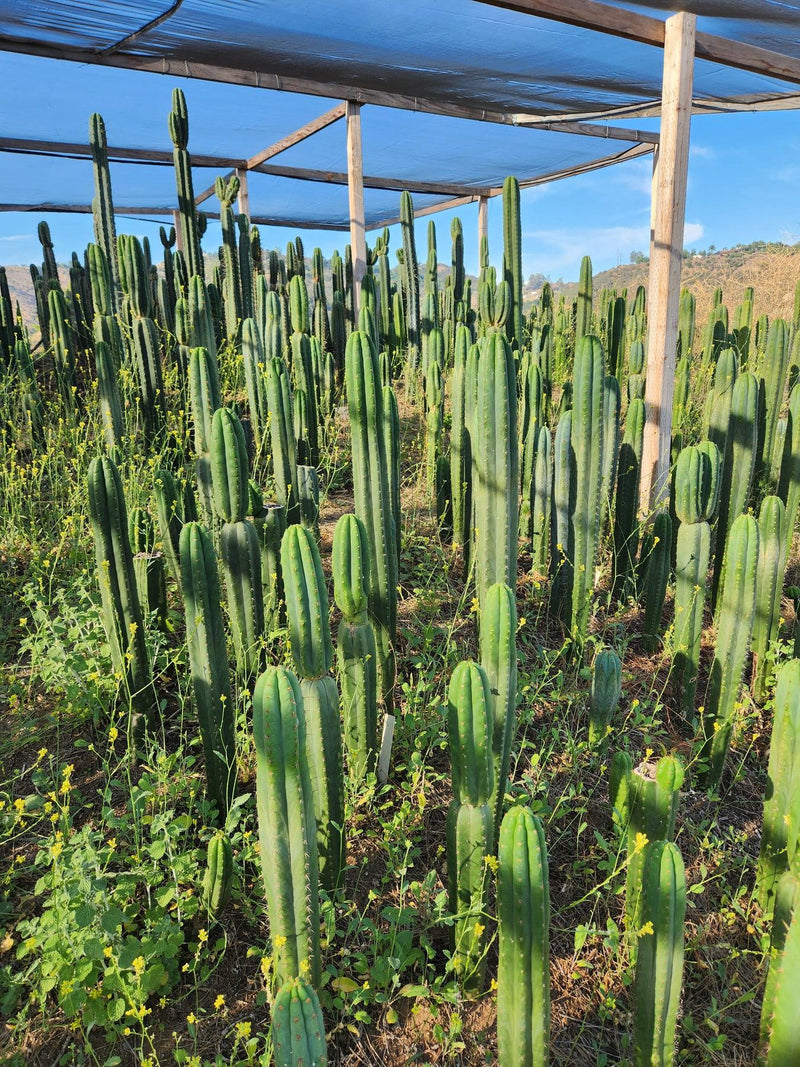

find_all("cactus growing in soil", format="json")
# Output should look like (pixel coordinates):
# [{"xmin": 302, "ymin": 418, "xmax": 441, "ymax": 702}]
[
  {"xmin": 202, "ymin": 831, "xmax": 233, "ymax": 917},
  {"xmin": 474, "ymin": 332, "xmax": 518, "ymax": 608},
  {"xmin": 272, "ymin": 977, "xmax": 328, "ymax": 1067},
  {"xmin": 281, "ymin": 525, "xmax": 344, "ymax": 892},
  {"xmin": 89, "ymin": 114, "xmax": 119, "ymax": 308},
  {"xmin": 614, "ymin": 398, "xmax": 645, "ymax": 597},
  {"xmin": 333, "ymin": 514, "xmax": 378, "ymax": 781},
  {"xmin": 633, "ymin": 841, "xmax": 686, "ymax": 1067},
  {"xmin": 88, "ymin": 456, "xmax": 154, "ymax": 737},
  {"xmin": 180, "ymin": 521, "xmax": 236, "ymax": 822},
  {"xmin": 569, "ymin": 335, "xmax": 605, "ymax": 642},
  {"xmin": 497, "ymin": 806, "xmax": 550, "ymax": 1067},
  {"xmin": 763, "ymin": 889, "xmax": 800, "ymax": 1065},
  {"xmin": 242, "ymin": 318, "xmax": 268, "ymax": 451},
  {"xmin": 253, "ymin": 667, "xmax": 320, "ymax": 987},
  {"xmin": 752, "ymin": 496, "xmax": 789, "ymax": 704},
  {"xmin": 345, "ymin": 331, "xmax": 397, "ymax": 708},
  {"xmin": 479, "ymin": 583, "xmax": 518, "ymax": 836},
  {"xmin": 447, "ymin": 660, "xmax": 494, "ymax": 995},
  {"xmin": 589, "ymin": 647, "xmax": 622, "ymax": 745},
  {"xmin": 756, "ymin": 660, "xmax": 800, "ymax": 913},
  {"xmin": 761, "ymin": 869, "xmax": 800, "ymax": 1049},
  {"xmin": 700, "ymin": 513, "xmax": 759, "ymax": 790}
]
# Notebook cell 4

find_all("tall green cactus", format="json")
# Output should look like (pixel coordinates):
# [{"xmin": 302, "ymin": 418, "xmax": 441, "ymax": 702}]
[
  {"xmin": 672, "ymin": 442, "xmax": 721, "ymax": 717},
  {"xmin": 640, "ymin": 512, "xmax": 672, "ymax": 651},
  {"xmin": 129, "ymin": 506, "xmax": 167, "ymax": 625},
  {"xmin": 633, "ymin": 840, "xmax": 686, "ymax": 1067},
  {"xmin": 266, "ymin": 357, "xmax": 301, "ymax": 526},
  {"xmin": 589, "ymin": 647, "xmax": 622, "ymax": 745},
  {"xmin": 569, "ymin": 335, "xmax": 605, "ymax": 642},
  {"xmin": 550, "ymin": 411, "xmax": 573, "ymax": 617},
  {"xmin": 95, "ymin": 339, "xmax": 125, "ymax": 453},
  {"xmin": 756, "ymin": 660, "xmax": 800, "ymax": 913},
  {"xmin": 752, "ymin": 496, "xmax": 789, "ymax": 704},
  {"xmin": 479, "ymin": 583, "xmax": 518, "ymax": 836},
  {"xmin": 779, "ymin": 381, "xmax": 800, "ymax": 556},
  {"xmin": 451, "ymin": 324, "xmax": 473, "ymax": 567},
  {"xmin": 497, "ymin": 806, "xmax": 550, "ymax": 1067},
  {"xmin": 400, "ymin": 191, "xmax": 420, "ymax": 373},
  {"xmin": 153, "ymin": 467, "xmax": 186, "ymax": 586},
  {"xmin": 253, "ymin": 667, "xmax": 320, "ymax": 987},
  {"xmin": 272, "ymin": 977, "xmax": 328, "ymax": 1067},
  {"xmin": 575, "ymin": 255, "xmax": 592, "ymax": 343},
  {"xmin": 503, "ymin": 177, "xmax": 523, "ymax": 350},
  {"xmin": 613, "ymin": 398, "xmax": 645, "ymax": 597},
  {"xmin": 474, "ymin": 332, "xmax": 518, "ymax": 608},
  {"xmin": 345, "ymin": 330, "xmax": 397, "ymax": 708},
  {"xmin": 180, "ymin": 521, "xmax": 236, "ymax": 823},
  {"xmin": 761, "ymin": 869, "xmax": 800, "ymax": 1050},
  {"xmin": 700, "ymin": 513, "xmax": 759, "ymax": 790},
  {"xmin": 202, "ymin": 831, "xmax": 233, "ymax": 917},
  {"xmin": 168, "ymin": 88, "xmax": 203, "ymax": 280},
  {"xmin": 281, "ymin": 525, "xmax": 344, "ymax": 892},
  {"xmin": 89, "ymin": 113, "xmax": 119, "ymax": 308},
  {"xmin": 764, "ymin": 892, "xmax": 800, "ymax": 1065},
  {"xmin": 87, "ymin": 456, "xmax": 154, "ymax": 737},
  {"xmin": 333, "ymin": 514, "xmax": 378, "ymax": 781},
  {"xmin": 759, "ymin": 319, "xmax": 791, "ymax": 482},
  {"xmin": 188, "ymin": 346, "xmax": 221, "ymax": 524},
  {"xmin": 447, "ymin": 660, "xmax": 494, "ymax": 995},
  {"xmin": 383, "ymin": 384, "xmax": 402, "ymax": 572}
]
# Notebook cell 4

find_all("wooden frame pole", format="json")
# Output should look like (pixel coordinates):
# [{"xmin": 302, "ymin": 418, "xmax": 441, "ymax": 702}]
[
  {"xmin": 236, "ymin": 167, "xmax": 250, "ymax": 219},
  {"xmin": 639, "ymin": 11, "xmax": 695, "ymax": 515},
  {"xmin": 346, "ymin": 101, "xmax": 367, "ymax": 313},
  {"xmin": 478, "ymin": 196, "xmax": 488, "ymax": 245}
]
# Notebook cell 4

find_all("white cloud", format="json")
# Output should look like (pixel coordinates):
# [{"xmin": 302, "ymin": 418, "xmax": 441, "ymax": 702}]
[
  {"xmin": 690, "ymin": 143, "xmax": 715, "ymax": 160},
  {"xmin": 522, "ymin": 220, "xmax": 704, "ymax": 277},
  {"xmin": 0, "ymin": 234, "xmax": 30, "ymax": 242}
]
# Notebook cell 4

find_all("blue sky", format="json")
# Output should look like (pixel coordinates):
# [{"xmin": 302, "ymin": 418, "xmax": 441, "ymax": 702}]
[{"xmin": 1, "ymin": 109, "xmax": 798, "ymax": 284}]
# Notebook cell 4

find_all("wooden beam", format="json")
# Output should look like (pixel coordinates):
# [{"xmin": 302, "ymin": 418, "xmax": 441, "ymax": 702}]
[
  {"xmin": 481, "ymin": 0, "xmax": 800, "ymax": 86},
  {"xmin": 639, "ymin": 12, "xmax": 695, "ymax": 515},
  {"xmin": 195, "ymin": 102, "xmax": 346, "ymax": 205},
  {"xmin": 511, "ymin": 117, "xmax": 659, "ymax": 144},
  {"xmin": 478, "ymin": 197, "xmax": 488, "ymax": 244},
  {"xmin": 0, "ymin": 201, "xmax": 350, "ymax": 230},
  {"xmin": 236, "ymin": 167, "xmax": 250, "ymax": 218},
  {"xmin": 346, "ymin": 101, "xmax": 367, "ymax": 310},
  {"xmin": 0, "ymin": 134, "xmax": 244, "ymax": 168}
]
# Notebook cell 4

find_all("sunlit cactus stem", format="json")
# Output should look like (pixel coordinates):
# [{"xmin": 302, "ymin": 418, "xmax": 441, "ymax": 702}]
[{"xmin": 272, "ymin": 977, "xmax": 328, "ymax": 1067}]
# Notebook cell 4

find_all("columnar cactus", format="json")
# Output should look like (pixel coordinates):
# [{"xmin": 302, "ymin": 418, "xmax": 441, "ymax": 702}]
[
  {"xmin": 266, "ymin": 357, "xmax": 301, "ymax": 526},
  {"xmin": 256, "ymin": 502, "xmax": 287, "ymax": 625},
  {"xmin": 202, "ymin": 831, "xmax": 233, "ymax": 917},
  {"xmin": 503, "ymin": 177, "xmax": 523, "ymax": 350},
  {"xmin": 759, "ymin": 319, "xmax": 791, "ymax": 481},
  {"xmin": 153, "ymin": 468, "xmax": 188, "ymax": 585},
  {"xmin": 760, "ymin": 869, "xmax": 800, "ymax": 1049},
  {"xmin": 589, "ymin": 647, "xmax": 622, "ymax": 745},
  {"xmin": 613, "ymin": 398, "xmax": 645, "ymax": 597},
  {"xmin": 400, "ymin": 191, "xmax": 420, "ymax": 372},
  {"xmin": 633, "ymin": 841, "xmax": 686, "ymax": 1067},
  {"xmin": 241, "ymin": 318, "xmax": 268, "ymax": 453},
  {"xmin": 333, "ymin": 514, "xmax": 378, "ymax": 781},
  {"xmin": 272, "ymin": 977, "xmax": 327, "ymax": 1067},
  {"xmin": 615, "ymin": 755, "xmax": 684, "ymax": 951},
  {"xmin": 253, "ymin": 667, "xmax": 320, "ymax": 987},
  {"xmin": 281, "ymin": 525, "xmax": 344, "ymax": 892},
  {"xmin": 474, "ymin": 332, "xmax": 518, "ymax": 608},
  {"xmin": 575, "ymin": 255, "xmax": 592, "ymax": 343},
  {"xmin": 129, "ymin": 506, "xmax": 167, "ymax": 625},
  {"xmin": 479, "ymin": 583, "xmax": 518, "ymax": 836},
  {"xmin": 756, "ymin": 660, "xmax": 800, "ymax": 913},
  {"xmin": 383, "ymin": 385, "xmax": 402, "ymax": 571},
  {"xmin": 640, "ymin": 511, "xmax": 672, "ymax": 651},
  {"xmin": 447, "ymin": 660, "xmax": 494, "ymax": 995},
  {"xmin": 569, "ymin": 335, "xmax": 605, "ymax": 642},
  {"xmin": 779, "ymin": 381, "xmax": 800, "ymax": 556},
  {"xmin": 763, "ymin": 893, "xmax": 800, "ymax": 1065},
  {"xmin": 550, "ymin": 411, "xmax": 572, "ymax": 617},
  {"xmin": 601, "ymin": 374, "xmax": 621, "ymax": 531},
  {"xmin": 700, "ymin": 513, "xmax": 759, "ymax": 789},
  {"xmin": 180, "ymin": 521, "xmax": 236, "ymax": 822},
  {"xmin": 89, "ymin": 114, "xmax": 119, "ymax": 309},
  {"xmin": 297, "ymin": 465, "xmax": 320, "ymax": 539},
  {"xmin": 215, "ymin": 174, "xmax": 242, "ymax": 339},
  {"xmin": 94, "ymin": 338, "xmax": 125, "ymax": 453},
  {"xmin": 497, "ymin": 806, "xmax": 550, "ymax": 1067},
  {"xmin": 672, "ymin": 442, "xmax": 721, "ymax": 716},
  {"xmin": 168, "ymin": 88, "xmax": 203, "ymax": 280},
  {"xmin": 450, "ymin": 325, "xmax": 473, "ymax": 566},
  {"xmin": 752, "ymin": 496, "xmax": 789, "ymax": 703},
  {"xmin": 88, "ymin": 456, "xmax": 154, "ymax": 737},
  {"xmin": 345, "ymin": 331, "xmax": 397, "ymax": 708}
]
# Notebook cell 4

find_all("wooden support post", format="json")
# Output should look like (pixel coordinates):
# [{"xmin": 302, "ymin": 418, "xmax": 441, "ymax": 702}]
[
  {"xmin": 172, "ymin": 209, "xmax": 184, "ymax": 253},
  {"xmin": 346, "ymin": 101, "xmax": 367, "ymax": 316},
  {"xmin": 236, "ymin": 167, "xmax": 250, "ymax": 219},
  {"xmin": 639, "ymin": 11, "xmax": 695, "ymax": 515},
  {"xmin": 478, "ymin": 196, "xmax": 488, "ymax": 246}
]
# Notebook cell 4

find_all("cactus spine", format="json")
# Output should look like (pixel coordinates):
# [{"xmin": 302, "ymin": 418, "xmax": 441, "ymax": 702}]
[
  {"xmin": 272, "ymin": 977, "xmax": 327, "ymax": 1067},
  {"xmin": 87, "ymin": 456, "xmax": 154, "ymax": 736},
  {"xmin": 756, "ymin": 660, "xmax": 800, "ymax": 913},
  {"xmin": 253, "ymin": 667, "xmax": 320, "ymax": 987},
  {"xmin": 333, "ymin": 515, "xmax": 379, "ymax": 781},
  {"xmin": 497, "ymin": 806, "xmax": 550, "ymax": 1067},
  {"xmin": 180, "ymin": 522, "xmax": 236, "ymax": 822},
  {"xmin": 474, "ymin": 332, "xmax": 518, "ymax": 608},
  {"xmin": 633, "ymin": 841, "xmax": 686, "ymax": 1067},
  {"xmin": 700, "ymin": 513, "xmax": 759, "ymax": 789},
  {"xmin": 281, "ymin": 525, "xmax": 344, "ymax": 891},
  {"xmin": 345, "ymin": 331, "xmax": 397, "ymax": 708},
  {"xmin": 447, "ymin": 660, "xmax": 494, "ymax": 994}
]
